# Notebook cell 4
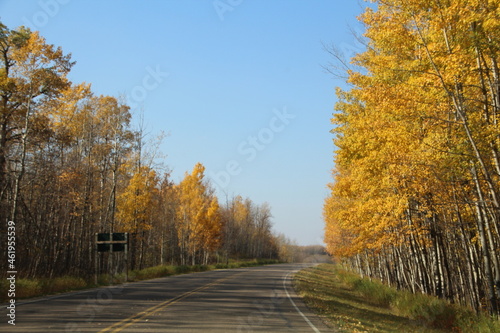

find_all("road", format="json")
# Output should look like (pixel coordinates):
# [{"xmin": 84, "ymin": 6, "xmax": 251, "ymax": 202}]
[{"xmin": 2, "ymin": 264, "xmax": 333, "ymax": 332}]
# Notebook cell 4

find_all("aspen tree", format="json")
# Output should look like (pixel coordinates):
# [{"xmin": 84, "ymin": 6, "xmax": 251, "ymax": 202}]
[
  {"xmin": 325, "ymin": 0, "xmax": 500, "ymax": 313},
  {"xmin": 176, "ymin": 163, "xmax": 222, "ymax": 265}
]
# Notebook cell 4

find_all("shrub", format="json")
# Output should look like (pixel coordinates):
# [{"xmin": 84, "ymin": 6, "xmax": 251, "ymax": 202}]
[
  {"xmin": 16, "ymin": 279, "xmax": 42, "ymax": 299},
  {"xmin": 456, "ymin": 308, "xmax": 500, "ymax": 333},
  {"xmin": 193, "ymin": 265, "xmax": 209, "ymax": 272},
  {"xmin": 174, "ymin": 265, "xmax": 190, "ymax": 274},
  {"xmin": 133, "ymin": 265, "xmax": 172, "ymax": 280},
  {"xmin": 391, "ymin": 290, "xmax": 457, "ymax": 330},
  {"xmin": 45, "ymin": 276, "xmax": 87, "ymax": 294},
  {"xmin": 351, "ymin": 278, "xmax": 397, "ymax": 308}
]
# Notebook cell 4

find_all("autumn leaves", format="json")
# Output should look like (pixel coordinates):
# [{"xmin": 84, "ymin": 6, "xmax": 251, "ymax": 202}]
[
  {"xmin": 175, "ymin": 163, "xmax": 222, "ymax": 265},
  {"xmin": 0, "ymin": 21, "xmax": 283, "ymax": 277},
  {"xmin": 325, "ymin": 0, "xmax": 500, "ymax": 314}
]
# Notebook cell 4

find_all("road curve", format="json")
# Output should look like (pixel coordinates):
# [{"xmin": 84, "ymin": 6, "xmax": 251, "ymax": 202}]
[{"xmin": 1, "ymin": 263, "xmax": 333, "ymax": 332}]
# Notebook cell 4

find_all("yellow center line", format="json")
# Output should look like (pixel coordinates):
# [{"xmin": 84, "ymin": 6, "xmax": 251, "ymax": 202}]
[{"xmin": 98, "ymin": 271, "xmax": 244, "ymax": 333}]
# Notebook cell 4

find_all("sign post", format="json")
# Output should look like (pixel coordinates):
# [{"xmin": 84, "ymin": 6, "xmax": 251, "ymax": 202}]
[{"xmin": 95, "ymin": 233, "xmax": 128, "ymax": 284}]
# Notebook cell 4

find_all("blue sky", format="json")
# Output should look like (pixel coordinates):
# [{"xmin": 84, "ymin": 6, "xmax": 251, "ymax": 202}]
[{"xmin": 0, "ymin": 0, "xmax": 367, "ymax": 245}]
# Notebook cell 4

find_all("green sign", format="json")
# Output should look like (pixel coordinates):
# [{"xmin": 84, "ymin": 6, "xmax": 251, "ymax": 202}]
[{"xmin": 96, "ymin": 233, "xmax": 128, "ymax": 252}]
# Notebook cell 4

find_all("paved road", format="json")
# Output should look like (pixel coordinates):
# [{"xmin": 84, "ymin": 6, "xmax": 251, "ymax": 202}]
[{"xmin": 1, "ymin": 264, "xmax": 333, "ymax": 332}]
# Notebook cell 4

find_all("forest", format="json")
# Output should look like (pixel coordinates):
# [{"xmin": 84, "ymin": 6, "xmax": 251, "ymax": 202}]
[
  {"xmin": 324, "ymin": 0, "xmax": 500, "ymax": 315},
  {"xmin": 0, "ymin": 21, "xmax": 293, "ymax": 280}
]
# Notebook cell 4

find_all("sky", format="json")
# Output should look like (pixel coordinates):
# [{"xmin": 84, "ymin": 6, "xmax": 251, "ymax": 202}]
[{"xmin": 0, "ymin": 0, "xmax": 368, "ymax": 246}]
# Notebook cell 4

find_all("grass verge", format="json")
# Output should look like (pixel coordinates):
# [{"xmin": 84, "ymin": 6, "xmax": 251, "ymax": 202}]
[
  {"xmin": 1, "ymin": 258, "xmax": 280, "ymax": 302},
  {"xmin": 293, "ymin": 264, "xmax": 500, "ymax": 333}
]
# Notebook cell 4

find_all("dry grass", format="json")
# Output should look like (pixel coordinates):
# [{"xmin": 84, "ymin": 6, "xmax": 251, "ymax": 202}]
[{"xmin": 293, "ymin": 264, "xmax": 500, "ymax": 333}]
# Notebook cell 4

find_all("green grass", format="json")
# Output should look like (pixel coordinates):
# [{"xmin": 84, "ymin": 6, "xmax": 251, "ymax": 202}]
[
  {"xmin": 1, "ymin": 259, "xmax": 281, "ymax": 302},
  {"xmin": 293, "ymin": 264, "xmax": 500, "ymax": 333}
]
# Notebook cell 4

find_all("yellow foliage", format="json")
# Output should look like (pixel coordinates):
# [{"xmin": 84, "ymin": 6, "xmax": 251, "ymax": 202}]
[
  {"xmin": 116, "ymin": 166, "xmax": 159, "ymax": 232},
  {"xmin": 175, "ymin": 163, "xmax": 222, "ymax": 256},
  {"xmin": 325, "ymin": 0, "xmax": 500, "ymax": 259}
]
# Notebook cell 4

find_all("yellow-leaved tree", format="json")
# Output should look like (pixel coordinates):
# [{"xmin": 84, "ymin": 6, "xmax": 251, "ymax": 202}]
[
  {"xmin": 176, "ymin": 163, "xmax": 222, "ymax": 265},
  {"xmin": 117, "ymin": 165, "xmax": 159, "ymax": 269},
  {"xmin": 325, "ymin": 0, "xmax": 500, "ymax": 315}
]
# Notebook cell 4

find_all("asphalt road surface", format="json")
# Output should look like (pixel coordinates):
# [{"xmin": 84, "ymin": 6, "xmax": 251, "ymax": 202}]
[{"xmin": 2, "ymin": 264, "xmax": 333, "ymax": 332}]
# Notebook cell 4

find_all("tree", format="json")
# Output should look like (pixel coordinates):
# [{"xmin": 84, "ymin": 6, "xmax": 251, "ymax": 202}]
[
  {"xmin": 0, "ymin": 24, "xmax": 73, "ymax": 221},
  {"xmin": 175, "ymin": 163, "xmax": 222, "ymax": 265},
  {"xmin": 0, "ymin": 20, "xmax": 286, "ymax": 281},
  {"xmin": 325, "ymin": 0, "xmax": 500, "ymax": 314},
  {"xmin": 116, "ymin": 165, "xmax": 159, "ymax": 269}
]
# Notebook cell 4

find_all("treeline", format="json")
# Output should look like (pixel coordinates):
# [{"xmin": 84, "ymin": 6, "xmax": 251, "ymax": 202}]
[
  {"xmin": 279, "ymin": 245, "xmax": 330, "ymax": 264},
  {"xmin": 325, "ymin": 0, "xmax": 500, "ymax": 315},
  {"xmin": 0, "ymin": 22, "xmax": 287, "ymax": 279}
]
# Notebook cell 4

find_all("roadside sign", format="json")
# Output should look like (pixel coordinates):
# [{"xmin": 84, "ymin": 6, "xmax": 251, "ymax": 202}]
[
  {"xmin": 95, "ymin": 232, "xmax": 129, "ymax": 284},
  {"xmin": 96, "ymin": 233, "xmax": 127, "ymax": 252}
]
